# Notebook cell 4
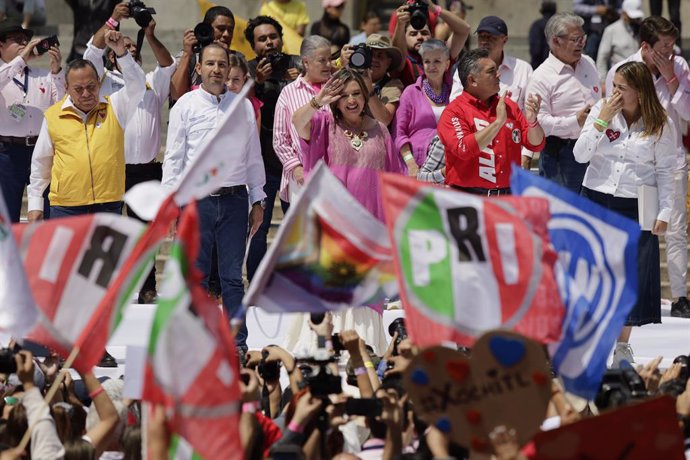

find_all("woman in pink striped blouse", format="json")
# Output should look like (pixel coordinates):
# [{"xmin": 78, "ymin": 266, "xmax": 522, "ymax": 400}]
[{"xmin": 273, "ymin": 35, "xmax": 333, "ymax": 204}]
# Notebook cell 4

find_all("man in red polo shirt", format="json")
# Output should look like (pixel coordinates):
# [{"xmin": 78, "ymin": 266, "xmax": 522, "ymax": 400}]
[{"xmin": 438, "ymin": 48, "xmax": 545, "ymax": 195}]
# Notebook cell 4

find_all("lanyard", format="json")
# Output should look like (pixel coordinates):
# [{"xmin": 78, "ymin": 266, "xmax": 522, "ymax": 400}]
[{"xmin": 12, "ymin": 68, "xmax": 29, "ymax": 96}]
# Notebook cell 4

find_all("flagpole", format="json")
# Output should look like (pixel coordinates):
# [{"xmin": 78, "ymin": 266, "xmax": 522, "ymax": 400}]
[{"xmin": 17, "ymin": 346, "xmax": 81, "ymax": 452}]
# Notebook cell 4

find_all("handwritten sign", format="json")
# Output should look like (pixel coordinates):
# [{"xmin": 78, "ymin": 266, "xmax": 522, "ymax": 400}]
[{"xmin": 403, "ymin": 330, "xmax": 551, "ymax": 452}]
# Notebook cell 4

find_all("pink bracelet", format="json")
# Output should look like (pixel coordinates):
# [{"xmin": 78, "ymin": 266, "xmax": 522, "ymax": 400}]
[
  {"xmin": 432, "ymin": 4, "xmax": 442, "ymax": 15},
  {"xmin": 288, "ymin": 420, "xmax": 304, "ymax": 433},
  {"xmin": 528, "ymin": 119, "xmax": 539, "ymax": 128},
  {"xmin": 666, "ymin": 75, "xmax": 678, "ymax": 85},
  {"xmin": 242, "ymin": 402, "xmax": 258, "ymax": 414},
  {"xmin": 354, "ymin": 366, "xmax": 367, "ymax": 376},
  {"xmin": 105, "ymin": 17, "xmax": 119, "ymax": 29}
]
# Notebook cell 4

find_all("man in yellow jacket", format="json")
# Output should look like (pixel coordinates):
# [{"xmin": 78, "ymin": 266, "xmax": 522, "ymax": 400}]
[{"xmin": 27, "ymin": 29, "xmax": 145, "ymax": 221}]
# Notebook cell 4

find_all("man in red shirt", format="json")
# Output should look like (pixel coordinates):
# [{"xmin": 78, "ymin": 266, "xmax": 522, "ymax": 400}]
[{"xmin": 438, "ymin": 48, "xmax": 545, "ymax": 195}]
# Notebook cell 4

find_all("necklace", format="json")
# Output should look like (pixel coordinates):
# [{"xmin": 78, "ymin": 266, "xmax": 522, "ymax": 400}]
[
  {"xmin": 341, "ymin": 121, "xmax": 369, "ymax": 151},
  {"xmin": 423, "ymin": 78, "xmax": 449, "ymax": 105}
]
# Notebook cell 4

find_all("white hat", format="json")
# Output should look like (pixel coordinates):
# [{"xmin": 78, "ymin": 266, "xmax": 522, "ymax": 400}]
[{"xmin": 622, "ymin": 0, "xmax": 644, "ymax": 19}]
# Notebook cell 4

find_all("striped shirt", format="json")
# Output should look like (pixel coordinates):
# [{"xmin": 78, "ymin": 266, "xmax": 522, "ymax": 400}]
[
  {"xmin": 417, "ymin": 134, "xmax": 446, "ymax": 184},
  {"xmin": 273, "ymin": 75, "xmax": 330, "ymax": 202}
]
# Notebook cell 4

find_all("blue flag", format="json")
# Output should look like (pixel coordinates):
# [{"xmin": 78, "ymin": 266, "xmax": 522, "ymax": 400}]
[{"xmin": 511, "ymin": 168, "xmax": 641, "ymax": 399}]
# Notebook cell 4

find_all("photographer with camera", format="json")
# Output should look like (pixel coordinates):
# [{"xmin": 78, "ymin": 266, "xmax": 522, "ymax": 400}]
[
  {"xmin": 340, "ymin": 34, "xmax": 404, "ymax": 126},
  {"xmin": 82, "ymin": 1, "xmax": 174, "ymax": 304},
  {"xmin": 243, "ymin": 15, "xmax": 301, "ymax": 283},
  {"xmin": 392, "ymin": 0, "xmax": 470, "ymax": 87},
  {"xmin": 170, "ymin": 6, "xmax": 239, "ymax": 102},
  {"xmin": 0, "ymin": 18, "xmax": 63, "ymax": 223}
]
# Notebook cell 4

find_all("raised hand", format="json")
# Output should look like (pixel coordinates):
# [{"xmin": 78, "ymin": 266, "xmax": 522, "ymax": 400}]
[
  {"xmin": 48, "ymin": 45, "xmax": 62, "ymax": 74},
  {"xmin": 524, "ymin": 93, "xmax": 541, "ymax": 123},
  {"xmin": 598, "ymin": 92, "xmax": 623, "ymax": 123},
  {"xmin": 314, "ymin": 76, "xmax": 345, "ymax": 107},
  {"xmin": 104, "ymin": 30, "xmax": 126, "ymax": 57},
  {"xmin": 496, "ymin": 91, "xmax": 508, "ymax": 124}
]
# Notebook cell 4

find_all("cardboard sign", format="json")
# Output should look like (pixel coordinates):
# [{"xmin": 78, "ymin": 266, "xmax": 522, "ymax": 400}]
[
  {"xmin": 403, "ymin": 330, "xmax": 552, "ymax": 453},
  {"xmin": 533, "ymin": 396, "xmax": 685, "ymax": 460}
]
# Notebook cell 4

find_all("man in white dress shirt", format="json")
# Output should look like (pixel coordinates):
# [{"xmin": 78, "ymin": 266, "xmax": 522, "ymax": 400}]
[
  {"xmin": 606, "ymin": 16, "xmax": 690, "ymax": 319},
  {"xmin": 162, "ymin": 43, "xmax": 266, "ymax": 350},
  {"xmin": 82, "ymin": 4, "xmax": 176, "ymax": 304}
]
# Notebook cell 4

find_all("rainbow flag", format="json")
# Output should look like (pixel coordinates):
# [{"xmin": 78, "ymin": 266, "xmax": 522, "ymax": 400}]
[{"xmin": 244, "ymin": 162, "xmax": 397, "ymax": 313}]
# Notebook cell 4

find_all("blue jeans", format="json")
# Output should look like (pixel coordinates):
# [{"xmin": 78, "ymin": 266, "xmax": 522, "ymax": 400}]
[
  {"xmin": 0, "ymin": 142, "xmax": 49, "ymax": 222},
  {"xmin": 196, "ymin": 190, "xmax": 250, "ymax": 350},
  {"xmin": 539, "ymin": 137, "xmax": 587, "ymax": 195},
  {"xmin": 50, "ymin": 201, "xmax": 123, "ymax": 218},
  {"xmin": 246, "ymin": 172, "xmax": 289, "ymax": 282}
]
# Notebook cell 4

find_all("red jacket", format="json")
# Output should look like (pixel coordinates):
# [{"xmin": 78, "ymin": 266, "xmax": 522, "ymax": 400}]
[{"xmin": 439, "ymin": 91, "xmax": 545, "ymax": 189}]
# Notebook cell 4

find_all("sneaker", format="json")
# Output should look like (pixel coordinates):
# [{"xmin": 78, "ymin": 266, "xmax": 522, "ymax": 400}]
[
  {"xmin": 612, "ymin": 342, "xmax": 634, "ymax": 368},
  {"xmin": 671, "ymin": 296, "xmax": 690, "ymax": 318},
  {"xmin": 96, "ymin": 351, "xmax": 118, "ymax": 368}
]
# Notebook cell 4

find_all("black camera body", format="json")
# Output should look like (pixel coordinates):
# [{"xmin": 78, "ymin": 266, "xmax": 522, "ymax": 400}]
[
  {"xmin": 266, "ymin": 52, "xmax": 291, "ymax": 74},
  {"xmin": 0, "ymin": 348, "xmax": 17, "ymax": 374},
  {"xmin": 345, "ymin": 397, "xmax": 382, "ymax": 416},
  {"xmin": 595, "ymin": 367, "xmax": 648, "ymax": 410},
  {"xmin": 36, "ymin": 35, "xmax": 59, "ymax": 55},
  {"xmin": 349, "ymin": 44, "xmax": 372, "ymax": 70},
  {"xmin": 407, "ymin": 1, "xmax": 429, "ymax": 31},
  {"xmin": 298, "ymin": 355, "xmax": 342, "ymax": 398},
  {"xmin": 257, "ymin": 350, "xmax": 281, "ymax": 381},
  {"xmin": 129, "ymin": 0, "xmax": 156, "ymax": 29},
  {"xmin": 388, "ymin": 318, "xmax": 408, "ymax": 345},
  {"xmin": 193, "ymin": 22, "xmax": 214, "ymax": 53}
]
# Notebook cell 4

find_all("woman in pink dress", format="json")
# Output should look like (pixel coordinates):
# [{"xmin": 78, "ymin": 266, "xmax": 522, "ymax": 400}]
[{"xmin": 293, "ymin": 68, "xmax": 406, "ymax": 221}]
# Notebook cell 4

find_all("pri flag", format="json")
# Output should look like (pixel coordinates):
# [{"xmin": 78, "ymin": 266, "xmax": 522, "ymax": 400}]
[
  {"xmin": 142, "ymin": 202, "xmax": 242, "ymax": 460},
  {"xmin": 380, "ymin": 173, "xmax": 565, "ymax": 347},
  {"xmin": 244, "ymin": 162, "xmax": 397, "ymax": 313},
  {"xmin": 0, "ymin": 194, "xmax": 38, "ymax": 337},
  {"xmin": 511, "ymin": 168, "xmax": 640, "ymax": 399},
  {"xmin": 13, "ymin": 214, "xmax": 147, "ymax": 370}
]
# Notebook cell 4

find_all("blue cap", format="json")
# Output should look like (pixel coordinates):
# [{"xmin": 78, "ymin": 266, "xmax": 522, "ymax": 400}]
[{"xmin": 476, "ymin": 16, "xmax": 508, "ymax": 36}]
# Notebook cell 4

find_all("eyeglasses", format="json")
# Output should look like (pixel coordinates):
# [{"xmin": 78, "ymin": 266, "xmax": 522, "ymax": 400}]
[{"xmin": 558, "ymin": 34, "xmax": 587, "ymax": 45}]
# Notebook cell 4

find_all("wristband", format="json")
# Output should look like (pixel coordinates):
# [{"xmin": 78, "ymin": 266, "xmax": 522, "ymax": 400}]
[
  {"xmin": 310, "ymin": 97, "xmax": 322, "ymax": 110},
  {"xmin": 666, "ymin": 75, "xmax": 678, "ymax": 85},
  {"xmin": 334, "ymin": 57, "xmax": 343, "ymax": 70},
  {"xmin": 403, "ymin": 153, "xmax": 414, "ymax": 162},
  {"xmin": 593, "ymin": 118, "xmax": 609, "ymax": 129},
  {"xmin": 364, "ymin": 360, "xmax": 374, "ymax": 369},
  {"xmin": 89, "ymin": 386, "xmax": 105, "ymax": 399},
  {"xmin": 325, "ymin": 339, "xmax": 333, "ymax": 350},
  {"xmin": 242, "ymin": 401, "xmax": 259, "ymax": 414},
  {"xmin": 528, "ymin": 119, "xmax": 539, "ymax": 128},
  {"xmin": 105, "ymin": 17, "xmax": 119, "ymax": 29},
  {"xmin": 288, "ymin": 420, "xmax": 304, "ymax": 433},
  {"xmin": 432, "ymin": 4, "xmax": 442, "ymax": 15},
  {"xmin": 354, "ymin": 366, "xmax": 367, "ymax": 376}
]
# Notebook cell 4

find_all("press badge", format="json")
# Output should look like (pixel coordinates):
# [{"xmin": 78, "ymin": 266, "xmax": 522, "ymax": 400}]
[{"xmin": 9, "ymin": 103, "xmax": 27, "ymax": 122}]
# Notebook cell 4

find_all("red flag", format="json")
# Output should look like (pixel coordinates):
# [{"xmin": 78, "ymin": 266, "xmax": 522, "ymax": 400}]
[
  {"xmin": 380, "ymin": 173, "xmax": 564, "ymax": 347},
  {"xmin": 142, "ymin": 202, "xmax": 242, "ymax": 460}
]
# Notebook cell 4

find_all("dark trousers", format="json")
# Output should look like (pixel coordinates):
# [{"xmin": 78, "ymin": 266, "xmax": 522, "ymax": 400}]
[
  {"xmin": 539, "ymin": 136, "xmax": 588, "ymax": 195},
  {"xmin": 650, "ymin": 0, "xmax": 682, "ymax": 46},
  {"xmin": 196, "ymin": 190, "xmax": 250, "ymax": 350},
  {"xmin": 50, "ymin": 201, "xmax": 123, "ymax": 218},
  {"xmin": 246, "ymin": 172, "xmax": 289, "ymax": 282},
  {"xmin": 0, "ymin": 142, "xmax": 49, "ymax": 222},
  {"xmin": 125, "ymin": 162, "xmax": 162, "ymax": 295}
]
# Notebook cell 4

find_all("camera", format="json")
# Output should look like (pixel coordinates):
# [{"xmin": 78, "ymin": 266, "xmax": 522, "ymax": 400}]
[
  {"xmin": 0, "ymin": 348, "xmax": 17, "ymax": 374},
  {"xmin": 388, "ymin": 318, "xmax": 408, "ymax": 346},
  {"xmin": 36, "ymin": 35, "xmax": 59, "ymax": 55},
  {"xmin": 407, "ymin": 0, "xmax": 429, "ymax": 31},
  {"xmin": 265, "ymin": 52, "xmax": 291, "ymax": 74},
  {"xmin": 298, "ymin": 356, "xmax": 342, "ymax": 398},
  {"xmin": 349, "ymin": 44, "xmax": 372, "ymax": 70},
  {"xmin": 594, "ymin": 367, "xmax": 648, "ymax": 411},
  {"xmin": 193, "ymin": 22, "xmax": 215, "ymax": 54},
  {"xmin": 128, "ymin": 0, "xmax": 156, "ymax": 28},
  {"xmin": 345, "ymin": 397, "xmax": 382, "ymax": 416},
  {"xmin": 257, "ymin": 350, "xmax": 281, "ymax": 381}
]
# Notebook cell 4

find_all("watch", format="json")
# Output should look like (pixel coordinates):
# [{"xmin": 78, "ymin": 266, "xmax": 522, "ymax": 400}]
[{"xmin": 252, "ymin": 199, "xmax": 266, "ymax": 209}]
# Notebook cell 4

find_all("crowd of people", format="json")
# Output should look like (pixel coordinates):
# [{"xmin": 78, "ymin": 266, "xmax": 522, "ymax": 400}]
[{"xmin": 1, "ymin": 0, "xmax": 690, "ymax": 458}]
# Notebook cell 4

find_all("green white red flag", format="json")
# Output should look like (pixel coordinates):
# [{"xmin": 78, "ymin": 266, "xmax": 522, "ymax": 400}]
[{"xmin": 380, "ymin": 173, "xmax": 565, "ymax": 347}]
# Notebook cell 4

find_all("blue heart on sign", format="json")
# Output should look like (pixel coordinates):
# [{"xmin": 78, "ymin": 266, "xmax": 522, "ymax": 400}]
[{"xmin": 489, "ymin": 336, "xmax": 526, "ymax": 367}]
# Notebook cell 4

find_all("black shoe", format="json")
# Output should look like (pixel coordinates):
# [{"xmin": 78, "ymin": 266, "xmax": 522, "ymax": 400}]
[
  {"xmin": 671, "ymin": 296, "xmax": 690, "ymax": 318},
  {"xmin": 138, "ymin": 289, "xmax": 158, "ymax": 304},
  {"xmin": 96, "ymin": 351, "xmax": 118, "ymax": 368}
]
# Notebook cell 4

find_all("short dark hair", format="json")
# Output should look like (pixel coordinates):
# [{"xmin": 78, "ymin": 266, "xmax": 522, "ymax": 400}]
[
  {"xmin": 361, "ymin": 10, "xmax": 380, "ymax": 24},
  {"xmin": 65, "ymin": 59, "xmax": 99, "ymax": 84},
  {"xmin": 203, "ymin": 6, "xmax": 234, "ymax": 25},
  {"xmin": 457, "ymin": 48, "xmax": 490, "ymax": 87},
  {"xmin": 639, "ymin": 16, "xmax": 679, "ymax": 46},
  {"xmin": 244, "ymin": 15, "xmax": 283, "ymax": 49},
  {"xmin": 199, "ymin": 43, "xmax": 230, "ymax": 62}
]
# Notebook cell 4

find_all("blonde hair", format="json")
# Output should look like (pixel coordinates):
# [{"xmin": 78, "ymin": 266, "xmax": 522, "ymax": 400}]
[{"xmin": 615, "ymin": 61, "xmax": 667, "ymax": 138}]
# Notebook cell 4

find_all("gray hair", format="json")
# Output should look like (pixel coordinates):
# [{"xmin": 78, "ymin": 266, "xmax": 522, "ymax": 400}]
[
  {"xmin": 419, "ymin": 39, "xmax": 450, "ymax": 59},
  {"xmin": 300, "ymin": 35, "xmax": 331, "ymax": 58},
  {"xmin": 457, "ymin": 48, "xmax": 490, "ymax": 87},
  {"xmin": 545, "ymin": 13, "xmax": 584, "ymax": 49}
]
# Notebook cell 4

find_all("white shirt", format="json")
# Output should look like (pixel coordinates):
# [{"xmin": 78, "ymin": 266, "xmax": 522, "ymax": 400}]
[
  {"xmin": 451, "ymin": 54, "xmax": 533, "ymax": 110},
  {"xmin": 573, "ymin": 99, "xmax": 676, "ymax": 222},
  {"xmin": 526, "ymin": 52, "xmax": 601, "ymax": 140},
  {"xmin": 0, "ymin": 56, "xmax": 65, "ymax": 136},
  {"xmin": 83, "ymin": 40, "xmax": 176, "ymax": 164},
  {"xmin": 606, "ymin": 50, "xmax": 690, "ymax": 170},
  {"xmin": 28, "ymin": 52, "xmax": 146, "ymax": 212},
  {"xmin": 162, "ymin": 86, "xmax": 266, "ymax": 205},
  {"xmin": 596, "ymin": 19, "xmax": 638, "ymax": 83}
]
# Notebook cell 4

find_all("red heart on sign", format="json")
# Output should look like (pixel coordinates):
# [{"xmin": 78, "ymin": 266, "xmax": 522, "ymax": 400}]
[
  {"xmin": 605, "ymin": 129, "xmax": 621, "ymax": 142},
  {"xmin": 446, "ymin": 360, "xmax": 470, "ymax": 382}
]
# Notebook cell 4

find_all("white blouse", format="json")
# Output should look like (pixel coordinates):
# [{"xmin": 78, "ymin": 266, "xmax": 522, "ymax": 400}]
[{"xmin": 573, "ymin": 99, "xmax": 676, "ymax": 223}]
